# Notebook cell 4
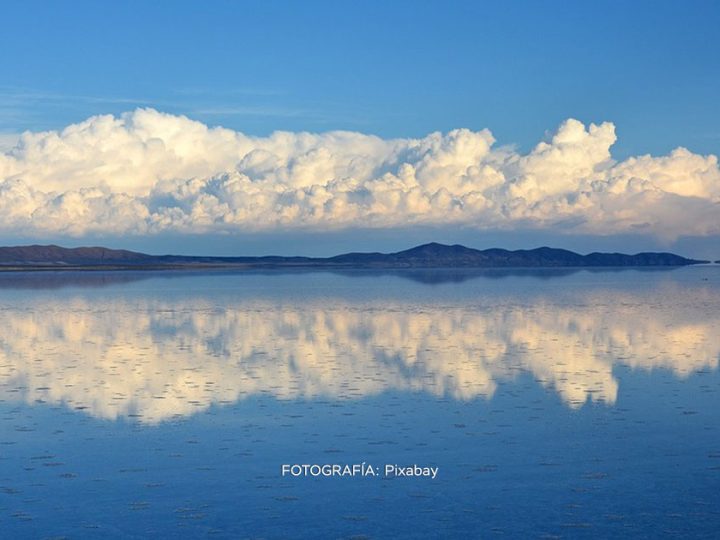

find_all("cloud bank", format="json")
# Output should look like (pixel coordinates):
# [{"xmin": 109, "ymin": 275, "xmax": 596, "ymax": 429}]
[{"xmin": 1, "ymin": 108, "xmax": 718, "ymax": 239}]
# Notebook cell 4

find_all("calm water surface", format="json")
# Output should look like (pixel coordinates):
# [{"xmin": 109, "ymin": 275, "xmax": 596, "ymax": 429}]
[{"xmin": 0, "ymin": 268, "xmax": 719, "ymax": 538}]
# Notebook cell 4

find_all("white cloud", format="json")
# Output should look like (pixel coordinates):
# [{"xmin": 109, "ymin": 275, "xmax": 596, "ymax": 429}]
[{"xmin": 0, "ymin": 109, "xmax": 718, "ymax": 238}]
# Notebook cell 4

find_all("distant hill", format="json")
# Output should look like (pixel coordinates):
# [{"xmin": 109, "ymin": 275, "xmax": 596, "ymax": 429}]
[
  {"xmin": 326, "ymin": 243, "xmax": 706, "ymax": 267},
  {"xmin": 0, "ymin": 242, "xmax": 709, "ymax": 270},
  {"xmin": 0, "ymin": 245, "xmax": 152, "ymax": 265}
]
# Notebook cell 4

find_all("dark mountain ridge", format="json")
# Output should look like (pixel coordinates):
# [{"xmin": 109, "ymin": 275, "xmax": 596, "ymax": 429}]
[
  {"xmin": 0, "ymin": 244, "xmax": 151, "ymax": 264},
  {"xmin": 0, "ymin": 242, "xmax": 709, "ymax": 269}
]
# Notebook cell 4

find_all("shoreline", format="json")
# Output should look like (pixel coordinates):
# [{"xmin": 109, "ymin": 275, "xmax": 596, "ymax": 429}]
[{"xmin": 0, "ymin": 262, "xmax": 715, "ymax": 273}]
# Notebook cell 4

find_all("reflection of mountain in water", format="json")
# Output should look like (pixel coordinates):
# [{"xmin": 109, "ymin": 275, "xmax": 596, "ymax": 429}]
[
  {"xmin": 331, "ymin": 266, "xmax": 686, "ymax": 284},
  {"xmin": 0, "ymin": 265, "xmax": 686, "ymax": 288},
  {"xmin": 0, "ymin": 270, "xmax": 152, "ymax": 289},
  {"xmin": 1, "ymin": 282, "xmax": 718, "ymax": 423}
]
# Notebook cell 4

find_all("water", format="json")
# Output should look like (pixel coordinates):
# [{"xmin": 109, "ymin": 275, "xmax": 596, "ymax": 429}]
[{"xmin": 0, "ymin": 267, "xmax": 719, "ymax": 538}]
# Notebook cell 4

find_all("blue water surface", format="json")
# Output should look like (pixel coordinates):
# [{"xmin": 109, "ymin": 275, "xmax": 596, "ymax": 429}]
[{"xmin": 0, "ymin": 267, "xmax": 718, "ymax": 538}]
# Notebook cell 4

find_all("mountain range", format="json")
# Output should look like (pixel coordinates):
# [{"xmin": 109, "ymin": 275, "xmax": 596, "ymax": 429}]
[{"xmin": 0, "ymin": 242, "xmax": 711, "ymax": 269}]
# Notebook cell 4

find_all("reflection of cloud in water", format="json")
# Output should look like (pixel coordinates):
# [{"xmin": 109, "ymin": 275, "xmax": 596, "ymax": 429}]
[{"xmin": 0, "ymin": 291, "xmax": 718, "ymax": 422}]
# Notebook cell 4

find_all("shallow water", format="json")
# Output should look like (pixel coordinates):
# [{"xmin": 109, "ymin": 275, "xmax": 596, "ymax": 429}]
[{"xmin": 0, "ymin": 267, "xmax": 719, "ymax": 538}]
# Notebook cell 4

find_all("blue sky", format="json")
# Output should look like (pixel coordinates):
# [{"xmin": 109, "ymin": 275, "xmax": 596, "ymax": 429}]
[
  {"xmin": 3, "ymin": 0, "xmax": 719, "ymax": 155},
  {"xmin": 1, "ymin": 1, "xmax": 719, "ymax": 257}
]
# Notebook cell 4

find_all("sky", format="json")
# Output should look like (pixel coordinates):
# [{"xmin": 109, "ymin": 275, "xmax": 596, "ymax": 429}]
[{"xmin": 1, "ymin": 0, "xmax": 719, "ymax": 257}]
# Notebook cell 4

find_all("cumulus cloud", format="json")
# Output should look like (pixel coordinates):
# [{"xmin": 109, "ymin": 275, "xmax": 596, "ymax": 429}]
[{"xmin": 0, "ymin": 109, "xmax": 718, "ymax": 238}]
